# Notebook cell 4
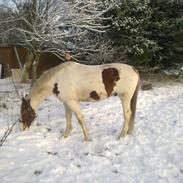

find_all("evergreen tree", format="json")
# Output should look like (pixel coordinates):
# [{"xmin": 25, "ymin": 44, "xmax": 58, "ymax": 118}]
[
  {"xmin": 148, "ymin": 0, "xmax": 183, "ymax": 67},
  {"xmin": 108, "ymin": 0, "xmax": 183, "ymax": 68},
  {"xmin": 108, "ymin": 0, "xmax": 159, "ymax": 65}
]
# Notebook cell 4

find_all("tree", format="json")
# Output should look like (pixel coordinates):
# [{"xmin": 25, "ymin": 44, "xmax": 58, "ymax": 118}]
[
  {"xmin": 108, "ymin": 0, "xmax": 183, "ymax": 68},
  {"xmin": 107, "ymin": 0, "xmax": 159, "ymax": 65},
  {"xmin": 0, "ymin": 0, "xmax": 111, "ymax": 82},
  {"xmin": 148, "ymin": 0, "xmax": 183, "ymax": 67}
]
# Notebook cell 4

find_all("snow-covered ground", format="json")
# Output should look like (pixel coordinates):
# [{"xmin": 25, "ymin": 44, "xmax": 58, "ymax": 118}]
[{"xmin": 0, "ymin": 78, "xmax": 183, "ymax": 183}]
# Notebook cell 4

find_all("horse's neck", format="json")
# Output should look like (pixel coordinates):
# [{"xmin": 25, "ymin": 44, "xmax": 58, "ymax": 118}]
[
  {"xmin": 27, "ymin": 63, "xmax": 69, "ymax": 111},
  {"xmin": 28, "ymin": 83, "xmax": 52, "ymax": 112}
]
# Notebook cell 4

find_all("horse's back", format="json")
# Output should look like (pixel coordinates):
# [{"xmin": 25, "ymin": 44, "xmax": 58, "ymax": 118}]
[
  {"xmin": 56, "ymin": 62, "xmax": 139, "ymax": 101},
  {"xmin": 62, "ymin": 62, "xmax": 136, "ymax": 76},
  {"xmin": 66, "ymin": 62, "xmax": 139, "ymax": 85}
]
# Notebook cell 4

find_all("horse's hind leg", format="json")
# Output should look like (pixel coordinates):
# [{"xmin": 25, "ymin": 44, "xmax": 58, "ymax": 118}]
[
  {"xmin": 127, "ymin": 80, "xmax": 139, "ymax": 135},
  {"xmin": 63, "ymin": 104, "xmax": 72, "ymax": 138},
  {"xmin": 118, "ymin": 93, "xmax": 133, "ymax": 138},
  {"xmin": 66, "ymin": 101, "xmax": 89, "ymax": 141}
]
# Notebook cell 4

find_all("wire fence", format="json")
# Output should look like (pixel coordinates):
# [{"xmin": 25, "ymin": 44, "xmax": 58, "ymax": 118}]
[{"xmin": 0, "ymin": 77, "xmax": 25, "ymax": 147}]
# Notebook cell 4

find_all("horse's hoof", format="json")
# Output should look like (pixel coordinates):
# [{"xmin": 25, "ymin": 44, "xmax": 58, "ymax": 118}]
[
  {"xmin": 63, "ymin": 133, "xmax": 69, "ymax": 138},
  {"xmin": 62, "ymin": 134, "xmax": 69, "ymax": 139},
  {"xmin": 127, "ymin": 128, "xmax": 134, "ymax": 135},
  {"xmin": 118, "ymin": 133, "xmax": 127, "ymax": 139},
  {"xmin": 117, "ymin": 135, "xmax": 122, "ymax": 140},
  {"xmin": 84, "ymin": 137, "xmax": 92, "ymax": 142},
  {"xmin": 60, "ymin": 133, "xmax": 69, "ymax": 140},
  {"xmin": 62, "ymin": 130, "xmax": 72, "ymax": 138},
  {"xmin": 127, "ymin": 131, "xmax": 133, "ymax": 135}
]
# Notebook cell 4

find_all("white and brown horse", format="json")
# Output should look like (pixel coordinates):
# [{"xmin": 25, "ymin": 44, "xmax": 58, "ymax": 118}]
[{"xmin": 20, "ymin": 61, "xmax": 140, "ymax": 141}]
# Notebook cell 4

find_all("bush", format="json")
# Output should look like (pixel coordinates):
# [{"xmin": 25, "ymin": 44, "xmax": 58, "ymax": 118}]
[{"xmin": 107, "ymin": 0, "xmax": 183, "ymax": 68}]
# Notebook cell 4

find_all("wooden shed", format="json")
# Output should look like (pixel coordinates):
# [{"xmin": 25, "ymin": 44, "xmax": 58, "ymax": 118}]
[{"xmin": 0, "ymin": 45, "xmax": 63, "ymax": 78}]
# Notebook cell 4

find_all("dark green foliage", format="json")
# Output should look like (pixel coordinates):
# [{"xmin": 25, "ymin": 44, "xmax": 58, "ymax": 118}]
[
  {"xmin": 108, "ymin": 0, "xmax": 183, "ymax": 68},
  {"xmin": 148, "ymin": 0, "xmax": 183, "ymax": 67}
]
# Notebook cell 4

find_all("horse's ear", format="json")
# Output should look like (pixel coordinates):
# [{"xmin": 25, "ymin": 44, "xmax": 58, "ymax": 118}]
[
  {"xmin": 22, "ymin": 94, "xmax": 28, "ymax": 103},
  {"xmin": 22, "ymin": 96, "xmax": 26, "ymax": 102}
]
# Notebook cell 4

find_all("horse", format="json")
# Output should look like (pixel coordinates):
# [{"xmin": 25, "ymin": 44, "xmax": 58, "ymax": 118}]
[{"xmin": 20, "ymin": 61, "xmax": 140, "ymax": 141}]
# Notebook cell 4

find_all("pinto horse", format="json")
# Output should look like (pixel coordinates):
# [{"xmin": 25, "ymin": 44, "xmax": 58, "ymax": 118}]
[{"xmin": 20, "ymin": 61, "xmax": 140, "ymax": 141}]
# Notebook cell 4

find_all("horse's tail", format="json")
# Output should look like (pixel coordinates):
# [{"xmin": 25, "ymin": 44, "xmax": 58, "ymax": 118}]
[{"xmin": 129, "ymin": 73, "xmax": 140, "ymax": 133}]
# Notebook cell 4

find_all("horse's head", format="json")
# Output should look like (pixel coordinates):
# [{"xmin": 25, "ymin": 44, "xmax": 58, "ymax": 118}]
[{"xmin": 20, "ymin": 96, "xmax": 36, "ymax": 130}]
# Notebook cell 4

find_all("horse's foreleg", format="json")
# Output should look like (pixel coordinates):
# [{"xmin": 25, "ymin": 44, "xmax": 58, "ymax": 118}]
[
  {"xmin": 63, "ymin": 104, "xmax": 72, "ymax": 138},
  {"xmin": 66, "ymin": 101, "xmax": 89, "ymax": 141},
  {"xmin": 118, "ymin": 94, "xmax": 132, "ymax": 139}
]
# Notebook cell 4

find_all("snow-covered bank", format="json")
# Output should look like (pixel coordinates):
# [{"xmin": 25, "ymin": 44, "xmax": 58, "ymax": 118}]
[{"xmin": 0, "ymin": 79, "xmax": 183, "ymax": 183}]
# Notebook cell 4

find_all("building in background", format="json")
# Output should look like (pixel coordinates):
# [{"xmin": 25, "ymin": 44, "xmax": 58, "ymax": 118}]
[{"xmin": 0, "ymin": 45, "xmax": 63, "ymax": 79}]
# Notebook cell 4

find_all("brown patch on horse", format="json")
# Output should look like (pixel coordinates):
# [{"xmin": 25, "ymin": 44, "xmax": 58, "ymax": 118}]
[
  {"xmin": 102, "ymin": 68, "xmax": 120, "ymax": 97},
  {"xmin": 53, "ymin": 83, "xmax": 60, "ymax": 96},
  {"xmin": 90, "ymin": 91, "xmax": 100, "ymax": 100},
  {"xmin": 20, "ymin": 97, "xmax": 36, "ymax": 129}
]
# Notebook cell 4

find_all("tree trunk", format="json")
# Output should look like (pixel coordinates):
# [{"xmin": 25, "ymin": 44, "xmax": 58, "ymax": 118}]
[
  {"xmin": 21, "ymin": 52, "xmax": 34, "ymax": 83},
  {"xmin": 31, "ymin": 54, "xmax": 40, "ymax": 85},
  {"xmin": 14, "ymin": 46, "xmax": 23, "ymax": 69}
]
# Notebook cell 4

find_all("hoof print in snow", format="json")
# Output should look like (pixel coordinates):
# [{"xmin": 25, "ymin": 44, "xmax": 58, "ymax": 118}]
[
  {"xmin": 84, "ymin": 152, "xmax": 89, "ymax": 156},
  {"xmin": 76, "ymin": 164, "xmax": 81, "ymax": 168},
  {"xmin": 105, "ymin": 147, "xmax": 110, "ymax": 151},
  {"xmin": 46, "ymin": 127, "xmax": 52, "ymax": 132},
  {"xmin": 141, "ymin": 82, "xmax": 152, "ymax": 90},
  {"xmin": 112, "ymin": 169, "xmax": 118, "ymax": 174},
  {"xmin": 0, "ymin": 103, "xmax": 8, "ymax": 109},
  {"xmin": 60, "ymin": 129, "xmax": 64, "ymax": 133},
  {"xmin": 47, "ymin": 151, "xmax": 58, "ymax": 156},
  {"xmin": 34, "ymin": 170, "xmax": 42, "ymax": 176},
  {"xmin": 36, "ymin": 123, "xmax": 41, "ymax": 126}
]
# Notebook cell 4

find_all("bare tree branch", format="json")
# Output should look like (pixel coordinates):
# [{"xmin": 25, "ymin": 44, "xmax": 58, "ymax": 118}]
[{"xmin": 0, "ymin": 0, "xmax": 112, "ymax": 57}]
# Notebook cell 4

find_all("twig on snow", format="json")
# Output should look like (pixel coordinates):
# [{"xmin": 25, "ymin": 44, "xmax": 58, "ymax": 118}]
[{"xmin": 0, "ymin": 119, "xmax": 19, "ymax": 147}]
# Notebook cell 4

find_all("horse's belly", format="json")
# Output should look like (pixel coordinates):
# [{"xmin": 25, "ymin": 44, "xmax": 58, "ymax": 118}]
[{"xmin": 78, "ymin": 89, "xmax": 107, "ymax": 102}]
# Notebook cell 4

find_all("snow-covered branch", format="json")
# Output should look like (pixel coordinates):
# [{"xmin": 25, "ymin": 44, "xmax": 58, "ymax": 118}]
[{"xmin": 0, "ymin": 0, "xmax": 111, "ymax": 58}]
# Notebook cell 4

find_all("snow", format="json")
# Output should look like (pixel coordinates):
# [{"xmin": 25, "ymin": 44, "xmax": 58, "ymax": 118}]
[{"xmin": 0, "ymin": 78, "xmax": 183, "ymax": 183}]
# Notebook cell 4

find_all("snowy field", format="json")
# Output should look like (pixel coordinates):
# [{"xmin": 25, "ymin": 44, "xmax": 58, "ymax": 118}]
[{"xmin": 0, "ymin": 78, "xmax": 183, "ymax": 183}]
